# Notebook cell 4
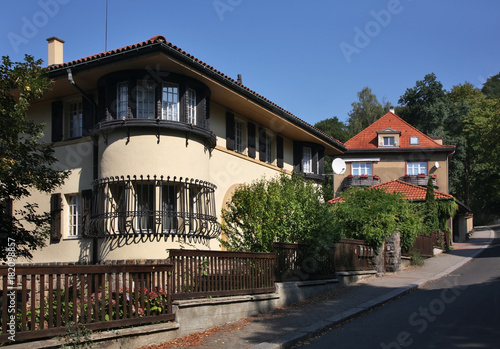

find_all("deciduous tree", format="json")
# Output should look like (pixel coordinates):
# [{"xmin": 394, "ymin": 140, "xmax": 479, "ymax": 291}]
[{"xmin": 0, "ymin": 55, "xmax": 69, "ymax": 261}]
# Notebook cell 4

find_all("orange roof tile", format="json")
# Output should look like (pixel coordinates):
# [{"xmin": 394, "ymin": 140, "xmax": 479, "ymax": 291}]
[
  {"xmin": 344, "ymin": 112, "xmax": 453, "ymax": 150},
  {"xmin": 371, "ymin": 180, "xmax": 453, "ymax": 200},
  {"xmin": 328, "ymin": 179, "xmax": 453, "ymax": 203}
]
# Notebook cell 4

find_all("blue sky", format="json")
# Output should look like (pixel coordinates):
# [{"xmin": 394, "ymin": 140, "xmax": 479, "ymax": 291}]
[{"xmin": 1, "ymin": 0, "xmax": 499, "ymax": 126}]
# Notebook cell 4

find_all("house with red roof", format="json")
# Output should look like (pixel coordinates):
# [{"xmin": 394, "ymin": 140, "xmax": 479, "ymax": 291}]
[
  {"xmin": 330, "ymin": 180, "xmax": 473, "ymax": 242},
  {"xmin": 332, "ymin": 114, "xmax": 474, "ymax": 242},
  {"xmin": 16, "ymin": 36, "xmax": 345, "ymax": 264},
  {"xmin": 334, "ymin": 111, "xmax": 455, "ymax": 195}
]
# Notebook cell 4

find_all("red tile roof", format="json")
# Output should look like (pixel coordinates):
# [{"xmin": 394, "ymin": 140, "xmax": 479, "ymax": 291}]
[
  {"xmin": 328, "ymin": 179, "xmax": 453, "ymax": 203},
  {"xmin": 344, "ymin": 112, "xmax": 453, "ymax": 150},
  {"xmin": 47, "ymin": 35, "xmax": 345, "ymax": 149},
  {"xmin": 371, "ymin": 180, "xmax": 453, "ymax": 200}
]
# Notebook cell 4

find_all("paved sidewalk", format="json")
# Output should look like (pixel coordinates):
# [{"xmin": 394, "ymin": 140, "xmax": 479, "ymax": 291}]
[{"xmin": 157, "ymin": 227, "xmax": 496, "ymax": 349}]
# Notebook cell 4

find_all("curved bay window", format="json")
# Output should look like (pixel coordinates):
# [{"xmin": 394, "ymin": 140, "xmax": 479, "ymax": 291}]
[
  {"xmin": 88, "ymin": 175, "xmax": 220, "ymax": 239},
  {"xmin": 95, "ymin": 70, "xmax": 215, "ymax": 147}
]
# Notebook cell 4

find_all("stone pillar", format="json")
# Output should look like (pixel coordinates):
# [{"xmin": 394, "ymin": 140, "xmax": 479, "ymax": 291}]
[{"xmin": 385, "ymin": 232, "xmax": 401, "ymax": 272}]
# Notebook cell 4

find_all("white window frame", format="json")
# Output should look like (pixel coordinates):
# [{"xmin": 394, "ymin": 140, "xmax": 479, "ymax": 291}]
[
  {"xmin": 410, "ymin": 136, "xmax": 419, "ymax": 145},
  {"xmin": 117, "ymin": 81, "xmax": 128, "ymax": 119},
  {"xmin": 407, "ymin": 162, "xmax": 427, "ymax": 176},
  {"xmin": 67, "ymin": 101, "xmax": 82, "ymax": 139},
  {"xmin": 352, "ymin": 162, "xmax": 372, "ymax": 176},
  {"xmin": 162, "ymin": 83, "xmax": 179, "ymax": 121},
  {"xmin": 67, "ymin": 194, "xmax": 81, "ymax": 238},
  {"xmin": 136, "ymin": 80, "xmax": 156, "ymax": 119},
  {"xmin": 186, "ymin": 88, "xmax": 196, "ymax": 125},
  {"xmin": 383, "ymin": 136, "xmax": 395, "ymax": 146},
  {"xmin": 302, "ymin": 147, "xmax": 312, "ymax": 173}
]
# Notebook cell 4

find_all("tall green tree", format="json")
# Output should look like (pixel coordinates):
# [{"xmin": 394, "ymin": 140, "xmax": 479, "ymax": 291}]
[
  {"xmin": 347, "ymin": 87, "xmax": 390, "ymax": 138},
  {"xmin": 314, "ymin": 116, "xmax": 349, "ymax": 143},
  {"xmin": 424, "ymin": 177, "xmax": 439, "ymax": 232},
  {"xmin": 0, "ymin": 55, "xmax": 69, "ymax": 261},
  {"xmin": 481, "ymin": 72, "xmax": 500, "ymax": 99},
  {"xmin": 398, "ymin": 73, "xmax": 452, "ymax": 137}
]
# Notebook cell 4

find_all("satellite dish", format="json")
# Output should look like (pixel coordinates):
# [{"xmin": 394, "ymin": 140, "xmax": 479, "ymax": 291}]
[
  {"xmin": 434, "ymin": 161, "xmax": 440, "ymax": 169},
  {"xmin": 332, "ymin": 158, "xmax": 346, "ymax": 175}
]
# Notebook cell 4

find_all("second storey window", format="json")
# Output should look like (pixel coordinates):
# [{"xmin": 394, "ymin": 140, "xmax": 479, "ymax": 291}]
[
  {"xmin": 235, "ymin": 119, "xmax": 245, "ymax": 153},
  {"xmin": 162, "ymin": 83, "xmax": 179, "ymax": 121},
  {"xmin": 302, "ymin": 147, "xmax": 312, "ymax": 173},
  {"xmin": 407, "ymin": 162, "xmax": 427, "ymax": 175},
  {"xmin": 186, "ymin": 88, "xmax": 196, "ymax": 124},
  {"xmin": 117, "ymin": 82, "xmax": 128, "ymax": 119},
  {"xmin": 265, "ymin": 134, "xmax": 274, "ymax": 164},
  {"xmin": 352, "ymin": 162, "xmax": 372, "ymax": 176},
  {"xmin": 67, "ymin": 101, "xmax": 82, "ymax": 138},
  {"xmin": 136, "ymin": 80, "xmax": 155, "ymax": 119}
]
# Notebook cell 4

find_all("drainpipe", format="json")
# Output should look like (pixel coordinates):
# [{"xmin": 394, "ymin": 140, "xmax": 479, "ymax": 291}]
[{"xmin": 67, "ymin": 68, "xmax": 99, "ymax": 265}]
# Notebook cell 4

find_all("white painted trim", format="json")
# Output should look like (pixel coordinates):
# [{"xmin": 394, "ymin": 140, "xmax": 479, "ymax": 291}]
[{"xmin": 342, "ymin": 158, "xmax": 380, "ymax": 163}]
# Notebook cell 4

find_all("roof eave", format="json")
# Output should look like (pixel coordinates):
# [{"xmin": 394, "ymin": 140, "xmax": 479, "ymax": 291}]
[{"xmin": 47, "ymin": 41, "xmax": 346, "ymax": 153}]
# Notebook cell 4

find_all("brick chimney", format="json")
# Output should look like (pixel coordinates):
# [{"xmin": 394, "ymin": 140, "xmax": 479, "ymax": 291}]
[{"xmin": 46, "ymin": 37, "xmax": 65, "ymax": 66}]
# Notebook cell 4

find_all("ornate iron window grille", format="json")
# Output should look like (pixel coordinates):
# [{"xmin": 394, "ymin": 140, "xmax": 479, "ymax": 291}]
[{"xmin": 88, "ymin": 175, "xmax": 220, "ymax": 239}]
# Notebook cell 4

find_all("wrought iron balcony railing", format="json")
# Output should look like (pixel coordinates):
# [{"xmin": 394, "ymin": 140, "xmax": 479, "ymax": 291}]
[{"xmin": 88, "ymin": 175, "xmax": 220, "ymax": 239}]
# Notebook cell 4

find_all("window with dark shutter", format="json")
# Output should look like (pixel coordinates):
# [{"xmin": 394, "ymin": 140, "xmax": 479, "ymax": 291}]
[
  {"xmin": 81, "ymin": 189, "xmax": 93, "ymax": 237},
  {"xmin": 50, "ymin": 193, "xmax": 62, "ymax": 242},
  {"xmin": 259, "ymin": 128, "xmax": 267, "ymax": 162},
  {"xmin": 312, "ymin": 147, "xmax": 318, "ymax": 174},
  {"xmin": 82, "ymin": 96, "xmax": 94, "ymax": 136},
  {"xmin": 51, "ymin": 101, "xmax": 63, "ymax": 142},
  {"xmin": 276, "ymin": 136, "xmax": 284, "ymax": 168},
  {"xmin": 226, "ymin": 112, "xmax": 235, "ymax": 151},
  {"xmin": 293, "ymin": 141, "xmax": 303, "ymax": 173},
  {"xmin": 318, "ymin": 147, "xmax": 325, "ymax": 175},
  {"xmin": 247, "ymin": 122, "xmax": 256, "ymax": 158}
]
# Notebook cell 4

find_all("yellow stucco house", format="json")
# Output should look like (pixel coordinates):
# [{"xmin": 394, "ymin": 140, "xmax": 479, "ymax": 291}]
[{"xmin": 20, "ymin": 35, "xmax": 345, "ymax": 264}]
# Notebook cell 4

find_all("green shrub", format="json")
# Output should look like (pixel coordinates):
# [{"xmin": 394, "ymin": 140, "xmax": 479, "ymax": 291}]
[
  {"xmin": 331, "ymin": 187, "xmax": 426, "ymax": 253},
  {"xmin": 220, "ymin": 173, "xmax": 340, "ymax": 253}
]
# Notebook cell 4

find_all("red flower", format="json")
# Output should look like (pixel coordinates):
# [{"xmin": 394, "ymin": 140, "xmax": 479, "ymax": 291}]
[
  {"xmin": 373, "ymin": 175, "xmax": 380, "ymax": 179},
  {"xmin": 417, "ymin": 173, "xmax": 426, "ymax": 178},
  {"xmin": 347, "ymin": 174, "xmax": 354, "ymax": 178}
]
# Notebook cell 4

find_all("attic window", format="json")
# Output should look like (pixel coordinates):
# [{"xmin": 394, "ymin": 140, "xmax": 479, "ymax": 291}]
[
  {"xmin": 383, "ymin": 136, "xmax": 395, "ymax": 146},
  {"xmin": 410, "ymin": 136, "xmax": 419, "ymax": 145}
]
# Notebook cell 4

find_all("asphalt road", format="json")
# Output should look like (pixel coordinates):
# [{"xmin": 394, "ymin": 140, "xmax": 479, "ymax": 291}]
[{"xmin": 296, "ymin": 227, "xmax": 500, "ymax": 349}]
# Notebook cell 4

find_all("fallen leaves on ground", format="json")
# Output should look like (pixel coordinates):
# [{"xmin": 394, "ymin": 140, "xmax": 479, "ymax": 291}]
[{"xmin": 138, "ymin": 317, "xmax": 253, "ymax": 349}]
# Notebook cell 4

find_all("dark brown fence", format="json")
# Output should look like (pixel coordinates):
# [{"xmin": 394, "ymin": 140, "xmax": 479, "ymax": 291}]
[
  {"xmin": 333, "ymin": 238, "xmax": 375, "ymax": 271},
  {"xmin": 273, "ymin": 242, "xmax": 336, "ymax": 281},
  {"xmin": 168, "ymin": 250, "xmax": 275, "ymax": 299},
  {"xmin": 274, "ymin": 239, "xmax": 375, "ymax": 281},
  {"xmin": 0, "ymin": 264, "xmax": 174, "ymax": 344},
  {"xmin": 406, "ymin": 235, "xmax": 434, "ymax": 257}
]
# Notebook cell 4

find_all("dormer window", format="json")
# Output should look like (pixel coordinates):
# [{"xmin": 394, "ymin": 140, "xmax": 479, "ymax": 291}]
[
  {"xmin": 383, "ymin": 136, "xmax": 395, "ymax": 146},
  {"xmin": 377, "ymin": 128, "xmax": 400, "ymax": 148}
]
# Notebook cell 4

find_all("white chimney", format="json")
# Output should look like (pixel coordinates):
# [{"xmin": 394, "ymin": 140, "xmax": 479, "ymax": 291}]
[
  {"xmin": 46, "ymin": 37, "xmax": 65, "ymax": 66},
  {"xmin": 389, "ymin": 106, "xmax": 395, "ymax": 114}
]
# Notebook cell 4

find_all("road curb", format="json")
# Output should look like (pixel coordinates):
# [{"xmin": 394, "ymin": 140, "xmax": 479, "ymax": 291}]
[{"xmin": 251, "ymin": 229, "xmax": 495, "ymax": 349}]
